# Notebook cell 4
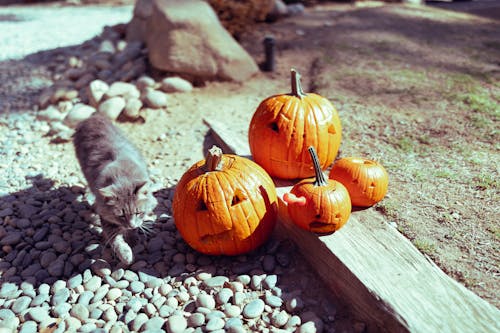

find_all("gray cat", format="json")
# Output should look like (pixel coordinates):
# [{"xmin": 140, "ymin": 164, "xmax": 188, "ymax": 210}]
[{"xmin": 73, "ymin": 113, "xmax": 157, "ymax": 265}]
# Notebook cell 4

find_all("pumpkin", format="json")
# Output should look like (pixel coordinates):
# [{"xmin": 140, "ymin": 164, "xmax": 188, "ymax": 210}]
[
  {"xmin": 283, "ymin": 147, "xmax": 351, "ymax": 234},
  {"xmin": 172, "ymin": 146, "xmax": 278, "ymax": 255},
  {"xmin": 329, "ymin": 157, "xmax": 389, "ymax": 207},
  {"xmin": 248, "ymin": 68, "xmax": 342, "ymax": 179}
]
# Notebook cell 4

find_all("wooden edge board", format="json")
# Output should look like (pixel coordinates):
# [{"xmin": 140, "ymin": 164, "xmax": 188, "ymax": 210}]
[{"xmin": 204, "ymin": 117, "xmax": 500, "ymax": 333}]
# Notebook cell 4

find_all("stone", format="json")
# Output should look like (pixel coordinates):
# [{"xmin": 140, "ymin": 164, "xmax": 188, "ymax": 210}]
[
  {"xmin": 123, "ymin": 98, "xmax": 142, "ymax": 119},
  {"xmin": 11, "ymin": 296, "xmax": 31, "ymax": 314},
  {"xmin": 107, "ymin": 288, "xmax": 122, "ymax": 301},
  {"xmin": 203, "ymin": 276, "xmax": 229, "ymax": 289},
  {"xmin": 52, "ymin": 288, "xmax": 70, "ymax": 306},
  {"xmin": 160, "ymin": 76, "xmax": 193, "ymax": 93},
  {"xmin": 242, "ymin": 299, "xmax": 265, "ymax": 319},
  {"xmin": 145, "ymin": 0, "xmax": 258, "ymax": 82},
  {"xmin": 37, "ymin": 106, "xmax": 65, "ymax": 122},
  {"xmin": 28, "ymin": 307, "xmax": 50, "ymax": 322},
  {"xmin": 53, "ymin": 302, "xmax": 72, "ymax": 317},
  {"xmin": 187, "ymin": 313, "xmax": 205, "ymax": 327},
  {"xmin": 143, "ymin": 317, "xmax": 165, "ymax": 331},
  {"xmin": 70, "ymin": 304, "xmax": 90, "ymax": 322},
  {"xmin": 98, "ymin": 96, "xmax": 126, "ymax": 120},
  {"xmin": 63, "ymin": 103, "xmax": 96, "ymax": 128},
  {"xmin": 105, "ymin": 82, "xmax": 140, "ymax": 100},
  {"xmin": 129, "ymin": 280, "xmax": 145, "ymax": 294},
  {"xmin": 271, "ymin": 310, "xmax": 289, "ymax": 327},
  {"xmin": 84, "ymin": 276, "xmax": 102, "ymax": 292},
  {"xmin": 19, "ymin": 321, "xmax": 37, "ymax": 333},
  {"xmin": 0, "ymin": 232, "xmax": 21, "ymax": 246},
  {"xmin": 215, "ymin": 288, "xmax": 233, "ymax": 305},
  {"xmin": 286, "ymin": 296, "xmax": 304, "ymax": 313},
  {"xmin": 143, "ymin": 89, "xmax": 168, "ymax": 109},
  {"xmin": 88, "ymin": 79, "xmax": 110, "ymax": 107},
  {"xmin": 195, "ymin": 293, "xmax": 215, "ymax": 310},
  {"xmin": 166, "ymin": 314, "xmax": 187, "ymax": 333},
  {"xmin": 131, "ymin": 312, "xmax": 149, "ymax": 331},
  {"xmin": 206, "ymin": 317, "xmax": 225, "ymax": 331},
  {"xmin": 265, "ymin": 293, "xmax": 283, "ymax": 308},
  {"xmin": 224, "ymin": 304, "xmax": 241, "ymax": 318}
]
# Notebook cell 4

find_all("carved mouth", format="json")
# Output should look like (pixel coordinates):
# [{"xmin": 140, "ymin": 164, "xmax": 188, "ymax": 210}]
[
  {"xmin": 200, "ymin": 230, "xmax": 233, "ymax": 243},
  {"xmin": 309, "ymin": 221, "xmax": 336, "ymax": 234}
]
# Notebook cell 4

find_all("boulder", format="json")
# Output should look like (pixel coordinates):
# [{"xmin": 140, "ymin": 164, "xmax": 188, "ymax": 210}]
[{"xmin": 134, "ymin": 0, "xmax": 258, "ymax": 82}]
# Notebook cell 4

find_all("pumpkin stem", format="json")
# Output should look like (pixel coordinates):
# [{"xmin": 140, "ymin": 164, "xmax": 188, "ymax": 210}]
[
  {"xmin": 290, "ymin": 68, "xmax": 306, "ymax": 98},
  {"xmin": 309, "ymin": 146, "xmax": 328, "ymax": 187},
  {"xmin": 205, "ymin": 145, "xmax": 223, "ymax": 172}
]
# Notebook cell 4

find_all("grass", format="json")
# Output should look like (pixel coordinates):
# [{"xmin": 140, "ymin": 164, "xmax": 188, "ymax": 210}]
[
  {"xmin": 473, "ymin": 173, "xmax": 499, "ymax": 190},
  {"xmin": 413, "ymin": 238, "xmax": 437, "ymax": 255}
]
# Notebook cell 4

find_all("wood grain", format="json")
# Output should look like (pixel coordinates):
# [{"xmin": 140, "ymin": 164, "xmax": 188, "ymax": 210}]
[{"xmin": 205, "ymin": 117, "xmax": 500, "ymax": 333}]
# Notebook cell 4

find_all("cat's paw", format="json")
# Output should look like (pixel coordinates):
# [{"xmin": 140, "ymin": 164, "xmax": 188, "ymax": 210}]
[{"xmin": 111, "ymin": 235, "xmax": 134, "ymax": 265}]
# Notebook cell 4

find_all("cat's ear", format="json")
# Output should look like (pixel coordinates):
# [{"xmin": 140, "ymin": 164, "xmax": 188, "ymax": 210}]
[
  {"xmin": 99, "ymin": 185, "xmax": 116, "ymax": 205},
  {"xmin": 134, "ymin": 181, "xmax": 148, "ymax": 196}
]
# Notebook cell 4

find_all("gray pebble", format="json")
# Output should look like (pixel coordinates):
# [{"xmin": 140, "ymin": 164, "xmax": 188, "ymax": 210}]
[
  {"xmin": 286, "ymin": 297, "xmax": 304, "ymax": 313},
  {"xmin": 129, "ymin": 280, "xmax": 145, "ymax": 294},
  {"xmin": 53, "ymin": 302, "xmax": 72, "ymax": 317},
  {"xmin": 103, "ymin": 308, "xmax": 118, "ymax": 322},
  {"xmin": 52, "ymin": 288, "xmax": 70, "ymax": 306},
  {"xmin": 98, "ymin": 96, "xmax": 126, "ymax": 120},
  {"xmin": 92, "ymin": 285, "xmax": 110, "ymax": 303},
  {"xmin": 159, "ymin": 305, "xmax": 175, "ymax": 317},
  {"xmin": 0, "ymin": 309, "xmax": 15, "ymax": 320},
  {"xmin": 160, "ymin": 77, "xmax": 193, "ymax": 93},
  {"xmin": 0, "ymin": 232, "xmax": 21, "ymax": 245},
  {"xmin": 127, "ymin": 297, "xmax": 143, "ymax": 312},
  {"xmin": 19, "ymin": 320, "xmax": 37, "ymax": 333},
  {"xmin": 196, "ymin": 293, "xmax": 215, "ymax": 310},
  {"xmin": 265, "ymin": 293, "xmax": 283, "ymax": 308},
  {"xmin": 271, "ymin": 310, "xmax": 289, "ymax": 327},
  {"xmin": 187, "ymin": 312, "xmax": 205, "ymax": 327},
  {"xmin": 84, "ymin": 276, "xmax": 102, "ymax": 292},
  {"xmin": 143, "ymin": 317, "xmax": 165, "ymax": 331},
  {"xmin": 144, "ymin": 89, "xmax": 168, "ymax": 109},
  {"xmin": 70, "ymin": 303, "xmax": 90, "ymax": 322},
  {"xmin": 28, "ymin": 307, "xmax": 50, "ymax": 322},
  {"xmin": 130, "ymin": 312, "xmax": 149, "ymax": 331},
  {"xmin": 206, "ymin": 317, "xmax": 225, "ymax": 331},
  {"xmin": 263, "ymin": 275, "xmax": 278, "ymax": 290},
  {"xmin": 203, "ymin": 276, "xmax": 228, "ymax": 289},
  {"xmin": 11, "ymin": 295, "xmax": 32, "ymax": 314},
  {"xmin": 225, "ymin": 317, "xmax": 243, "ymax": 329},
  {"xmin": 107, "ymin": 288, "xmax": 122, "ymax": 301},
  {"xmin": 30, "ymin": 294, "xmax": 48, "ymax": 307},
  {"xmin": 67, "ymin": 274, "xmax": 83, "ymax": 289},
  {"xmin": 215, "ymin": 288, "xmax": 233, "ymax": 305},
  {"xmin": 242, "ymin": 299, "xmax": 265, "ymax": 319},
  {"xmin": 166, "ymin": 314, "xmax": 187, "ymax": 333},
  {"xmin": 78, "ymin": 291, "xmax": 94, "ymax": 306}
]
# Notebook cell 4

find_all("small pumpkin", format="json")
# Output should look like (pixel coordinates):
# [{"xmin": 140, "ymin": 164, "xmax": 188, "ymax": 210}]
[
  {"xmin": 283, "ymin": 147, "xmax": 351, "ymax": 234},
  {"xmin": 172, "ymin": 146, "xmax": 278, "ymax": 255},
  {"xmin": 248, "ymin": 68, "xmax": 342, "ymax": 179},
  {"xmin": 329, "ymin": 157, "xmax": 389, "ymax": 207}
]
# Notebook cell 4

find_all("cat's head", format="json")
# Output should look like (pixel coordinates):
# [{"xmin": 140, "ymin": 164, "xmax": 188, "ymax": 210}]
[{"xmin": 96, "ymin": 180, "xmax": 157, "ymax": 230}]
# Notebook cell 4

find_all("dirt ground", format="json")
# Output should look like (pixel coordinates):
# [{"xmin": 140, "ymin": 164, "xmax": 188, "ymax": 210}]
[
  {"xmin": 140, "ymin": 1, "xmax": 499, "ymax": 307},
  {"xmin": 4, "ymin": 0, "xmax": 499, "ymax": 311}
]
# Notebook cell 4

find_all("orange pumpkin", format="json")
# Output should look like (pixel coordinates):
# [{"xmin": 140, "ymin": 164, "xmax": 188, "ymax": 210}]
[
  {"xmin": 329, "ymin": 157, "xmax": 389, "ymax": 207},
  {"xmin": 248, "ymin": 68, "xmax": 342, "ymax": 179},
  {"xmin": 283, "ymin": 147, "xmax": 351, "ymax": 234},
  {"xmin": 172, "ymin": 146, "xmax": 278, "ymax": 255}
]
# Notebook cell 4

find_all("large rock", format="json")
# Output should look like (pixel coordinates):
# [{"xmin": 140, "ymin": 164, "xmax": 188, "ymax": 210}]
[{"xmin": 131, "ymin": 0, "xmax": 258, "ymax": 82}]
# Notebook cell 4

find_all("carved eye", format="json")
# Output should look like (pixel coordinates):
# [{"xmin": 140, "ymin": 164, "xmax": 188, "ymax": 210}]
[
  {"xmin": 198, "ymin": 200, "xmax": 208, "ymax": 211},
  {"xmin": 231, "ymin": 189, "xmax": 247, "ymax": 206},
  {"xmin": 269, "ymin": 122, "xmax": 279, "ymax": 133}
]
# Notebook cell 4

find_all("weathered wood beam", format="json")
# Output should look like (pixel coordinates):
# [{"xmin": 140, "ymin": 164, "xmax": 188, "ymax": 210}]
[{"xmin": 205, "ymin": 117, "xmax": 500, "ymax": 333}]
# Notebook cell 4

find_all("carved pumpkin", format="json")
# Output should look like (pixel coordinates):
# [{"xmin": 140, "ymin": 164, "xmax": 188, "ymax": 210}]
[
  {"xmin": 329, "ymin": 157, "xmax": 389, "ymax": 207},
  {"xmin": 283, "ymin": 147, "xmax": 351, "ymax": 234},
  {"xmin": 172, "ymin": 146, "xmax": 278, "ymax": 255},
  {"xmin": 248, "ymin": 68, "xmax": 342, "ymax": 179}
]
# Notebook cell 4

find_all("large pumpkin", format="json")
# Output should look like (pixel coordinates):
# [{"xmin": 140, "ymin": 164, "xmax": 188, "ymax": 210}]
[
  {"xmin": 172, "ymin": 146, "xmax": 278, "ymax": 255},
  {"xmin": 248, "ymin": 68, "xmax": 342, "ymax": 179},
  {"xmin": 329, "ymin": 157, "xmax": 389, "ymax": 207},
  {"xmin": 283, "ymin": 147, "xmax": 351, "ymax": 234}
]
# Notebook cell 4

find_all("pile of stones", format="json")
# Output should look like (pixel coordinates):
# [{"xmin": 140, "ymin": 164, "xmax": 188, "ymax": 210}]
[{"xmin": 34, "ymin": 24, "xmax": 193, "ymax": 143}]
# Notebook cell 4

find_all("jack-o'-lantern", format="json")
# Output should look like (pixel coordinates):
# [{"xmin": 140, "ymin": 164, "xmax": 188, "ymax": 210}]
[
  {"xmin": 172, "ymin": 146, "xmax": 278, "ymax": 255},
  {"xmin": 248, "ymin": 68, "xmax": 342, "ymax": 179},
  {"xmin": 283, "ymin": 147, "xmax": 351, "ymax": 234},
  {"xmin": 329, "ymin": 157, "xmax": 389, "ymax": 207}
]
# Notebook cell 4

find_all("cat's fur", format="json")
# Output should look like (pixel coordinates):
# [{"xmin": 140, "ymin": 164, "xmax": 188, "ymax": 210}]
[{"xmin": 73, "ymin": 114, "xmax": 157, "ymax": 265}]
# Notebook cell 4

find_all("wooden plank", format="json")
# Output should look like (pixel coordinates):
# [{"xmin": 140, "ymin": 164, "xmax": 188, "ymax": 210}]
[{"xmin": 205, "ymin": 117, "xmax": 500, "ymax": 333}]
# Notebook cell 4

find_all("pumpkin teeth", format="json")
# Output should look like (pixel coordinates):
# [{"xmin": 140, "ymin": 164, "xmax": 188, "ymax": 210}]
[
  {"xmin": 309, "ymin": 221, "xmax": 336, "ymax": 234},
  {"xmin": 200, "ymin": 230, "xmax": 233, "ymax": 244}
]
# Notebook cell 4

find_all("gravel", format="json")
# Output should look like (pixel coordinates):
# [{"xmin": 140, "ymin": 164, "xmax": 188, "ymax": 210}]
[{"xmin": 0, "ymin": 3, "xmax": 358, "ymax": 333}]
